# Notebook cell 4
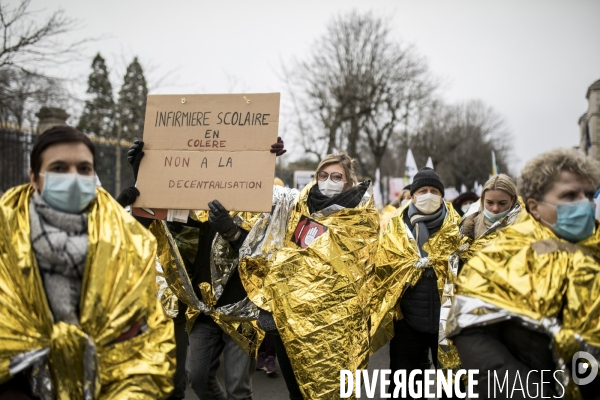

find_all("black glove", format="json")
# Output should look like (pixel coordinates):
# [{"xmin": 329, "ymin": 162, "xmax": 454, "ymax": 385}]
[
  {"xmin": 208, "ymin": 200, "xmax": 239, "ymax": 240},
  {"xmin": 127, "ymin": 140, "xmax": 144, "ymax": 181},
  {"xmin": 270, "ymin": 136, "xmax": 286, "ymax": 156},
  {"xmin": 116, "ymin": 186, "xmax": 140, "ymax": 208}
]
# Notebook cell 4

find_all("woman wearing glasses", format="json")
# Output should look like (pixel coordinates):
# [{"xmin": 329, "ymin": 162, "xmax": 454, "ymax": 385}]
[{"xmin": 239, "ymin": 152, "xmax": 380, "ymax": 399}]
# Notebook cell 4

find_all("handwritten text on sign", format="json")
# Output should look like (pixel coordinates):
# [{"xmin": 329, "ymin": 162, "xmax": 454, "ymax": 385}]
[{"xmin": 133, "ymin": 93, "xmax": 280, "ymax": 212}]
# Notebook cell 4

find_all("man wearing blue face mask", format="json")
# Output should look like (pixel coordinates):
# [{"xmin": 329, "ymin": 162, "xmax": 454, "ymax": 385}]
[
  {"xmin": 448, "ymin": 148, "xmax": 600, "ymax": 399},
  {"xmin": 0, "ymin": 126, "xmax": 175, "ymax": 399}
]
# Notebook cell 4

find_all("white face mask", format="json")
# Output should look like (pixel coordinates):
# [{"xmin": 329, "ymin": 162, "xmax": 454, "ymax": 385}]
[
  {"xmin": 414, "ymin": 192, "xmax": 442, "ymax": 214},
  {"xmin": 401, "ymin": 199, "xmax": 410, "ymax": 207},
  {"xmin": 318, "ymin": 179, "xmax": 345, "ymax": 198},
  {"xmin": 461, "ymin": 204, "xmax": 472, "ymax": 214}
]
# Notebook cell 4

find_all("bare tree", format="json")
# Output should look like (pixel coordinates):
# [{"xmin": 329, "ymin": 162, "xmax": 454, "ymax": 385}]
[
  {"xmin": 407, "ymin": 99, "xmax": 513, "ymax": 189},
  {"xmin": 0, "ymin": 67, "xmax": 69, "ymax": 128},
  {"xmin": 0, "ymin": 0, "xmax": 86, "ymax": 74},
  {"xmin": 0, "ymin": 0, "xmax": 90, "ymax": 130},
  {"xmin": 284, "ymin": 11, "xmax": 436, "ymax": 178}
]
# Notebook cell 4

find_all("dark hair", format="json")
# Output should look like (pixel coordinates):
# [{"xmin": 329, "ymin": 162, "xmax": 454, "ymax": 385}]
[{"xmin": 30, "ymin": 126, "xmax": 96, "ymax": 178}]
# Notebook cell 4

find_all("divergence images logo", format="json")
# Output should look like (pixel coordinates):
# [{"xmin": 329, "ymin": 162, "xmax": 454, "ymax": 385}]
[{"xmin": 572, "ymin": 351, "xmax": 598, "ymax": 386}]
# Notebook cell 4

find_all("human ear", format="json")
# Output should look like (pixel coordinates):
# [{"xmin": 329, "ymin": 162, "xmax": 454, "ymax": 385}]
[
  {"xmin": 527, "ymin": 198, "xmax": 540, "ymax": 220},
  {"xmin": 29, "ymin": 169, "xmax": 39, "ymax": 192}
]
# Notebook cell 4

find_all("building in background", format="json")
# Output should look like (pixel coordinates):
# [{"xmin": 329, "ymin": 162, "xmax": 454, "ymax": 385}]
[
  {"xmin": 579, "ymin": 79, "xmax": 600, "ymax": 160},
  {"xmin": 293, "ymin": 170, "xmax": 315, "ymax": 190}
]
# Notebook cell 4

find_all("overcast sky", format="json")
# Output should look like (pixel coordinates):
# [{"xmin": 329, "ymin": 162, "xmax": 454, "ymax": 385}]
[{"xmin": 30, "ymin": 0, "xmax": 600, "ymax": 174}]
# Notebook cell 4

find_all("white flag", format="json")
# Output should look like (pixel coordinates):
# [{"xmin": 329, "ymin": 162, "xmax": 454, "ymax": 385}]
[
  {"xmin": 405, "ymin": 149, "xmax": 418, "ymax": 184},
  {"xmin": 389, "ymin": 177, "xmax": 405, "ymax": 202},
  {"xmin": 425, "ymin": 157, "xmax": 434, "ymax": 169},
  {"xmin": 374, "ymin": 168, "xmax": 383, "ymax": 208}
]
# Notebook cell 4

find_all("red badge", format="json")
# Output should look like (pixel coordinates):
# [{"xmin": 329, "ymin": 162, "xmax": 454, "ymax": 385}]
[{"xmin": 292, "ymin": 216, "xmax": 328, "ymax": 248}]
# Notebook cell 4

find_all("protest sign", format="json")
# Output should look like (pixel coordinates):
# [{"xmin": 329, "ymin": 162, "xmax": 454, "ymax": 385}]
[{"xmin": 133, "ymin": 93, "xmax": 280, "ymax": 213}]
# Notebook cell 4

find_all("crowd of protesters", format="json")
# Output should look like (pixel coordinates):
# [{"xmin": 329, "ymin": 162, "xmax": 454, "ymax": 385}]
[{"xmin": 0, "ymin": 125, "xmax": 599, "ymax": 400}]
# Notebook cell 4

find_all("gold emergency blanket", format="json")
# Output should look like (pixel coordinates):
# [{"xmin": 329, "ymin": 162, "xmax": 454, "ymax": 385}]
[
  {"xmin": 371, "ymin": 202, "xmax": 462, "ymax": 370},
  {"xmin": 0, "ymin": 185, "xmax": 175, "ymax": 400},
  {"xmin": 446, "ymin": 211, "xmax": 600, "ymax": 399},
  {"xmin": 379, "ymin": 204, "xmax": 398, "ymax": 234},
  {"xmin": 456, "ymin": 198, "xmax": 525, "ymax": 263},
  {"xmin": 439, "ymin": 199, "xmax": 524, "ymax": 346},
  {"xmin": 150, "ymin": 210, "xmax": 265, "ymax": 357},
  {"xmin": 239, "ymin": 183, "xmax": 380, "ymax": 400}
]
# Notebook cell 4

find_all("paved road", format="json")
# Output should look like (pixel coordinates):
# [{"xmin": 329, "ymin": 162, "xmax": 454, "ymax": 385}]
[{"xmin": 184, "ymin": 343, "xmax": 390, "ymax": 399}]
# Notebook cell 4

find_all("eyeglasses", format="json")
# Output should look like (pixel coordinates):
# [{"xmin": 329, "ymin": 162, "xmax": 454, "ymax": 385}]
[{"xmin": 317, "ymin": 171, "xmax": 344, "ymax": 182}]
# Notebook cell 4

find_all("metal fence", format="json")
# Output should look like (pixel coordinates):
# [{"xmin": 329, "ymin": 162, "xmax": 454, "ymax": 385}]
[
  {"xmin": 0, "ymin": 128, "xmax": 133, "ymax": 197},
  {"xmin": 0, "ymin": 128, "xmax": 35, "ymax": 194},
  {"xmin": 94, "ymin": 142, "xmax": 135, "ymax": 197}
]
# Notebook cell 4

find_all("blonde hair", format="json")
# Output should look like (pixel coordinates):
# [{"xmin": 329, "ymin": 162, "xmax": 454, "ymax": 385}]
[
  {"xmin": 518, "ymin": 148, "xmax": 600, "ymax": 204},
  {"xmin": 399, "ymin": 188, "xmax": 411, "ymax": 201},
  {"xmin": 479, "ymin": 174, "xmax": 517, "ymax": 211},
  {"xmin": 315, "ymin": 152, "xmax": 358, "ymax": 191}
]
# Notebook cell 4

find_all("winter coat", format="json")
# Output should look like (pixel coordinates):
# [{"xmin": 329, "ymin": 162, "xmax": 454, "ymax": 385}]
[
  {"xmin": 399, "ymin": 209, "xmax": 443, "ymax": 333},
  {"xmin": 238, "ymin": 182, "xmax": 380, "ymax": 399},
  {"xmin": 0, "ymin": 185, "xmax": 175, "ymax": 399},
  {"xmin": 150, "ymin": 210, "xmax": 265, "ymax": 356},
  {"xmin": 447, "ymin": 210, "xmax": 600, "ymax": 399},
  {"xmin": 455, "ymin": 199, "xmax": 524, "ymax": 270},
  {"xmin": 460, "ymin": 211, "xmax": 490, "ymax": 240},
  {"xmin": 371, "ymin": 201, "xmax": 462, "ymax": 368}
]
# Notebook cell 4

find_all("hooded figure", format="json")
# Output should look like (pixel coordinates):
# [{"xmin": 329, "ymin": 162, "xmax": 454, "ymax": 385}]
[
  {"xmin": 239, "ymin": 152, "xmax": 380, "ymax": 399},
  {"xmin": 447, "ymin": 149, "xmax": 600, "ymax": 399},
  {"xmin": 452, "ymin": 191, "xmax": 480, "ymax": 217},
  {"xmin": 0, "ymin": 127, "xmax": 174, "ymax": 400},
  {"xmin": 371, "ymin": 167, "xmax": 463, "ymax": 398}
]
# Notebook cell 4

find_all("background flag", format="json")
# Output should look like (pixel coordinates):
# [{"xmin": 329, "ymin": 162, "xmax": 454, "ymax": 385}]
[
  {"xmin": 425, "ymin": 156, "xmax": 434, "ymax": 169},
  {"xmin": 374, "ymin": 168, "xmax": 383, "ymax": 209},
  {"xmin": 491, "ymin": 150, "xmax": 499, "ymax": 175},
  {"xmin": 404, "ymin": 149, "xmax": 418, "ymax": 185}
]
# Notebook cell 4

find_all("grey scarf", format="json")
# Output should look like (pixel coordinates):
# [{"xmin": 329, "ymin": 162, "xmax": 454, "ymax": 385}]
[
  {"xmin": 30, "ymin": 192, "xmax": 88, "ymax": 325},
  {"xmin": 407, "ymin": 202, "xmax": 447, "ymax": 257}
]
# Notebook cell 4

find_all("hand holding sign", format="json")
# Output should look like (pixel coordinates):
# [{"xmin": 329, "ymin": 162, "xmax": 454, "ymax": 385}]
[
  {"xmin": 127, "ymin": 140, "xmax": 145, "ymax": 180},
  {"xmin": 270, "ymin": 137, "xmax": 286, "ymax": 156},
  {"xmin": 208, "ymin": 200, "xmax": 239, "ymax": 240}
]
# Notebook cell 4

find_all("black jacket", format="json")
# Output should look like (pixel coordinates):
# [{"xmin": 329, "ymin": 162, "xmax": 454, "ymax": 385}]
[
  {"xmin": 399, "ymin": 210, "xmax": 442, "ymax": 334},
  {"xmin": 454, "ymin": 320, "xmax": 600, "ymax": 399},
  {"xmin": 136, "ymin": 216, "xmax": 248, "ymax": 323}
]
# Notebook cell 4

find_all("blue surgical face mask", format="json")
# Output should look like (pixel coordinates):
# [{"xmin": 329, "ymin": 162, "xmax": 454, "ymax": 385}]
[
  {"xmin": 541, "ymin": 199, "xmax": 596, "ymax": 242},
  {"xmin": 40, "ymin": 172, "xmax": 97, "ymax": 214},
  {"xmin": 483, "ymin": 208, "xmax": 510, "ymax": 223}
]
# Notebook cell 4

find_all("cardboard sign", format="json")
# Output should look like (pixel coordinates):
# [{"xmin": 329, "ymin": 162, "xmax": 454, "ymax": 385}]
[
  {"xmin": 133, "ymin": 93, "xmax": 280, "ymax": 213},
  {"xmin": 292, "ymin": 216, "xmax": 328, "ymax": 248}
]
